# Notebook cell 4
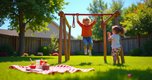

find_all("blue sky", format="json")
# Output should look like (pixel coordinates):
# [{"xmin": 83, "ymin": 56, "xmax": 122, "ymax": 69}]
[{"xmin": 0, "ymin": 0, "xmax": 142, "ymax": 38}]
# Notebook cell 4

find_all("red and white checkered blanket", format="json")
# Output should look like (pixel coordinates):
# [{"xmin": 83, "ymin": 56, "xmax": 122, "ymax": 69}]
[{"xmin": 9, "ymin": 64, "xmax": 94, "ymax": 74}]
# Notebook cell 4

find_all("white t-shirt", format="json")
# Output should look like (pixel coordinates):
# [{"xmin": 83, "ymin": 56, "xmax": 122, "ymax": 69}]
[{"xmin": 111, "ymin": 34, "xmax": 121, "ymax": 49}]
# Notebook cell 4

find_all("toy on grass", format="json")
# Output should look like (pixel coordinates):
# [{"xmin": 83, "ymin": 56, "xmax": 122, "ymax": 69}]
[{"xmin": 128, "ymin": 73, "xmax": 132, "ymax": 78}]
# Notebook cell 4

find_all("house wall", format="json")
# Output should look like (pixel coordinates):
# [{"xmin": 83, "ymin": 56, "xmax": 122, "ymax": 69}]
[{"xmin": 25, "ymin": 22, "xmax": 59, "ymax": 38}]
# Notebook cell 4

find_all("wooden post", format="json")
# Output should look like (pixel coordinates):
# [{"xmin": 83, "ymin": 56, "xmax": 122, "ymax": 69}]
[
  {"xmin": 63, "ymin": 15, "xmax": 68, "ymax": 62},
  {"xmin": 65, "ymin": 17, "xmax": 71, "ymax": 60},
  {"xmin": 58, "ymin": 11, "xmax": 64, "ymax": 64},
  {"xmin": 67, "ymin": 27, "xmax": 71, "ymax": 60},
  {"xmin": 102, "ymin": 22, "xmax": 107, "ymax": 63},
  {"xmin": 120, "ymin": 47, "xmax": 125, "ymax": 63}
]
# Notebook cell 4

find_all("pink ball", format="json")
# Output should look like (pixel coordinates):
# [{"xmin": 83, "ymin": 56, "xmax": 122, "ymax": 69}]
[{"xmin": 128, "ymin": 73, "xmax": 132, "ymax": 78}]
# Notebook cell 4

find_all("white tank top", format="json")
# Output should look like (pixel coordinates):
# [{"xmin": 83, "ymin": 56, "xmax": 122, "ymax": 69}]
[{"xmin": 111, "ymin": 34, "xmax": 121, "ymax": 49}]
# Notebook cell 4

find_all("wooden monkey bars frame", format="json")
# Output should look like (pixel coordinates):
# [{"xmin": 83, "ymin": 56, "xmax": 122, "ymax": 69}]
[{"xmin": 58, "ymin": 11, "xmax": 120, "ymax": 64}]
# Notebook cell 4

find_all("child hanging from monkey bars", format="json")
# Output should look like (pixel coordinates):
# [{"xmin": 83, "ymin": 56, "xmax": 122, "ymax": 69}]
[{"xmin": 76, "ymin": 13, "xmax": 97, "ymax": 56}]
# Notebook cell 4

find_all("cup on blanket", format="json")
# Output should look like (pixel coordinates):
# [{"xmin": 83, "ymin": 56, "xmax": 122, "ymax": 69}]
[{"xmin": 36, "ymin": 60, "xmax": 42, "ymax": 69}]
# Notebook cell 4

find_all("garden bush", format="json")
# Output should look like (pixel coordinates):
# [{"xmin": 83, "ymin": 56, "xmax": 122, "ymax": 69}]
[
  {"xmin": 74, "ymin": 51, "xmax": 84, "ymax": 55},
  {"xmin": 128, "ymin": 48, "xmax": 143, "ymax": 56},
  {"xmin": 49, "ymin": 38, "xmax": 59, "ymax": 53},
  {"xmin": 38, "ymin": 46, "xmax": 51, "ymax": 56}
]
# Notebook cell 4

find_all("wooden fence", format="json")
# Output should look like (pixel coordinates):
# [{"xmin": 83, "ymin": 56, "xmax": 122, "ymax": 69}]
[{"xmin": 0, "ymin": 34, "xmax": 152, "ymax": 55}]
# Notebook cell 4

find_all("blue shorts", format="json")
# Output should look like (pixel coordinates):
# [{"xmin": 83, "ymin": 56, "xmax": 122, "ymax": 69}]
[{"xmin": 83, "ymin": 37, "xmax": 93, "ymax": 47}]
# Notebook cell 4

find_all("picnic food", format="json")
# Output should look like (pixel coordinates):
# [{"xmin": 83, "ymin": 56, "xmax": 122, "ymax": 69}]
[
  {"xmin": 40, "ymin": 59, "xmax": 50, "ymax": 70},
  {"xmin": 29, "ymin": 65, "xmax": 36, "ymax": 69},
  {"xmin": 42, "ymin": 64, "xmax": 50, "ymax": 70}
]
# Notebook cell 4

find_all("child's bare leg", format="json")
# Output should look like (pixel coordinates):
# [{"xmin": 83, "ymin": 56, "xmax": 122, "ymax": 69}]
[
  {"xmin": 83, "ymin": 37, "xmax": 88, "ymax": 55},
  {"xmin": 113, "ymin": 54, "xmax": 116, "ymax": 65},
  {"xmin": 84, "ymin": 46, "xmax": 87, "ymax": 55},
  {"xmin": 116, "ymin": 53, "xmax": 120, "ymax": 64},
  {"xmin": 112, "ymin": 49, "xmax": 116, "ymax": 65},
  {"xmin": 88, "ymin": 38, "xmax": 93, "ymax": 56},
  {"xmin": 88, "ymin": 45, "xmax": 92, "ymax": 56}
]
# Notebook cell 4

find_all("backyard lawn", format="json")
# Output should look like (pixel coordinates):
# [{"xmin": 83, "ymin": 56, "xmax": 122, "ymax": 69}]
[{"xmin": 0, "ymin": 56, "xmax": 152, "ymax": 80}]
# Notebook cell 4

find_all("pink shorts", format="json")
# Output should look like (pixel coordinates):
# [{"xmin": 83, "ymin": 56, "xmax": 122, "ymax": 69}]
[{"xmin": 112, "ymin": 48, "xmax": 121, "ymax": 56}]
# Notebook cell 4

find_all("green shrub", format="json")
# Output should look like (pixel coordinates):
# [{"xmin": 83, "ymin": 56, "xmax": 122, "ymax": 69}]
[
  {"xmin": 143, "ymin": 38, "xmax": 152, "ymax": 56},
  {"xmin": 49, "ymin": 38, "xmax": 59, "ymax": 53},
  {"xmin": 0, "ymin": 44, "xmax": 15, "ymax": 56},
  {"xmin": 128, "ymin": 48, "xmax": 143, "ymax": 56},
  {"xmin": 12, "ymin": 51, "xmax": 18, "ymax": 56},
  {"xmin": 30, "ymin": 54, "xmax": 35, "ymax": 57},
  {"xmin": 38, "ymin": 46, "xmax": 51, "ymax": 56},
  {"xmin": 74, "ymin": 51, "xmax": 84, "ymax": 55},
  {"xmin": 92, "ymin": 50, "xmax": 103, "ymax": 56}
]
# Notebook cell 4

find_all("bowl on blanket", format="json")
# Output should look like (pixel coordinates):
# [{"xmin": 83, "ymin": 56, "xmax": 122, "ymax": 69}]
[{"xmin": 29, "ymin": 65, "xmax": 36, "ymax": 69}]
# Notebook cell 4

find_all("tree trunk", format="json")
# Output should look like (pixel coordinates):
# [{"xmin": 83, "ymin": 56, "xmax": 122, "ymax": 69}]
[
  {"xmin": 114, "ymin": 10, "xmax": 120, "ymax": 25},
  {"xmin": 114, "ymin": 16, "xmax": 120, "ymax": 25},
  {"xmin": 18, "ymin": 9, "xmax": 26, "ymax": 55}
]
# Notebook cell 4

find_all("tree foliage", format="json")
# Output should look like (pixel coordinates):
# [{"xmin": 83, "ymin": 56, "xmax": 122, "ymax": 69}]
[
  {"xmin": 121, "ymin": 3, "xmax": 152, "ymax": 36},
  {"xmin": 110, "ymin": 0, "xmax": 124, "ymax": 12},
  {"xmin": 110, "ymin": 0, "xmax": 124, "ymax": 25},
  {"xmin": 0, "ymin": 0, "xmax": 66, "ymax": 55},
  {"xmin": 0, "ymin": 0, "xmax": 66, "ymax": 31},
  {"xmin": 87, "ymin": 0, "xmax": 123, "ymax": 40},
  {"xmin": 88, "ymin": 0, "xmax": 152, "ymax": 37},
  {"xmin": 87, "ymin": 0, "xmax": 107, "ymax": 40}
]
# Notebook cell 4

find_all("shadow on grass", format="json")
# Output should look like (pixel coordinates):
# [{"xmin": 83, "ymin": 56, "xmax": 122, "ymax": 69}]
[
  {"xmin": 79, "ymin": 62, "xmax": 92, "ymax": 66},
  {"xmin": 49, "ymin": 60, "xmax": 72, "ymax": 66},
  {"xmin": 63, "ymin": 68, "xmax": 152, "ymax": 80},
  {"xmin": 50, "ymin": 61, "xmax": 92, "ymax": 66},
  {"xmin": 0, "ymin": 56, "xmax": 54, "ymax": 62},
  {"xmin": 114, "ymin": 64, "xmax": 128, "ymax": 67},
  {"xmin": 104, "ymin": 62, "xmax": 129, "ymax": 67}
]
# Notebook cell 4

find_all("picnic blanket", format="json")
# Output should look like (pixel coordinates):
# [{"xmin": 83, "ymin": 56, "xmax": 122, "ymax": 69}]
[{"xmin": 9, "ymin": 64, "xmax": 94, "ymax": 74}]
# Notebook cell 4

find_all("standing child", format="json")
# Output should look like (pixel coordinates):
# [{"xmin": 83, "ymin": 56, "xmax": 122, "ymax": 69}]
[
  {"xmin": 107, "ymin": 25, "xmax": 121, "ymax": 64},
  {"xmin": 76, "ymin": 14, "xmax": 96, "ymax": 55}
]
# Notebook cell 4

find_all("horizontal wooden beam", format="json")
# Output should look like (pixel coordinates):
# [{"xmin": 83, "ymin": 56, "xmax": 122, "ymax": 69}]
[{"xmin": 64, "ymin": 13, "xmax": 113, "ymax": 16}]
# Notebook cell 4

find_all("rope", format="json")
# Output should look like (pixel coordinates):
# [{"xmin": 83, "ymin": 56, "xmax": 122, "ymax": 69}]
[{"xmin": 72, "ymin": 15, "xmax": 75, "ymax": 28}]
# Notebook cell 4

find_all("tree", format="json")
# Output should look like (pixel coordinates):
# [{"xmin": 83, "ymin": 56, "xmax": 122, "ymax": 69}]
[
  {"xmin": 87, "ymin": 0, "xmax": 124, "ymax": 40},
  {"xmin": 87, "ymin": 0, "xmax": 108, "ymax": 40},
  {"xmin": 121, "ymin": 3, "xmax": 152, "ymax": 48},
  {"xmin": 0, "ymin": 0, "xmax": 66, "ymax": 55},
  {"xmin": 49, "ymin": 32, "xmax": 59, "ymax": 53},
  {"xmin": 123, "ymin": 4, "xmax": 137, "ymax": 14},
  {"xmin": 144, "ymin": 0, "xmax": 152, "ymax": 8},
  {"xmin": 104, "ymin": 0, "xmax": 124, "ymax": 34},
  {"xmin": 121, "ymin": 3, "xmax": 152, "ymax": 36},
  {"xmin": 110, "ymin": 0, "xmax": 124, "ymax": 25}
]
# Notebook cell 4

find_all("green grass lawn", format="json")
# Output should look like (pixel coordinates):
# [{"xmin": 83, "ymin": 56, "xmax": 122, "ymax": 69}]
[{"xmin": 0, "ymin": 56, "xmax": 152, "ymax": 80}]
